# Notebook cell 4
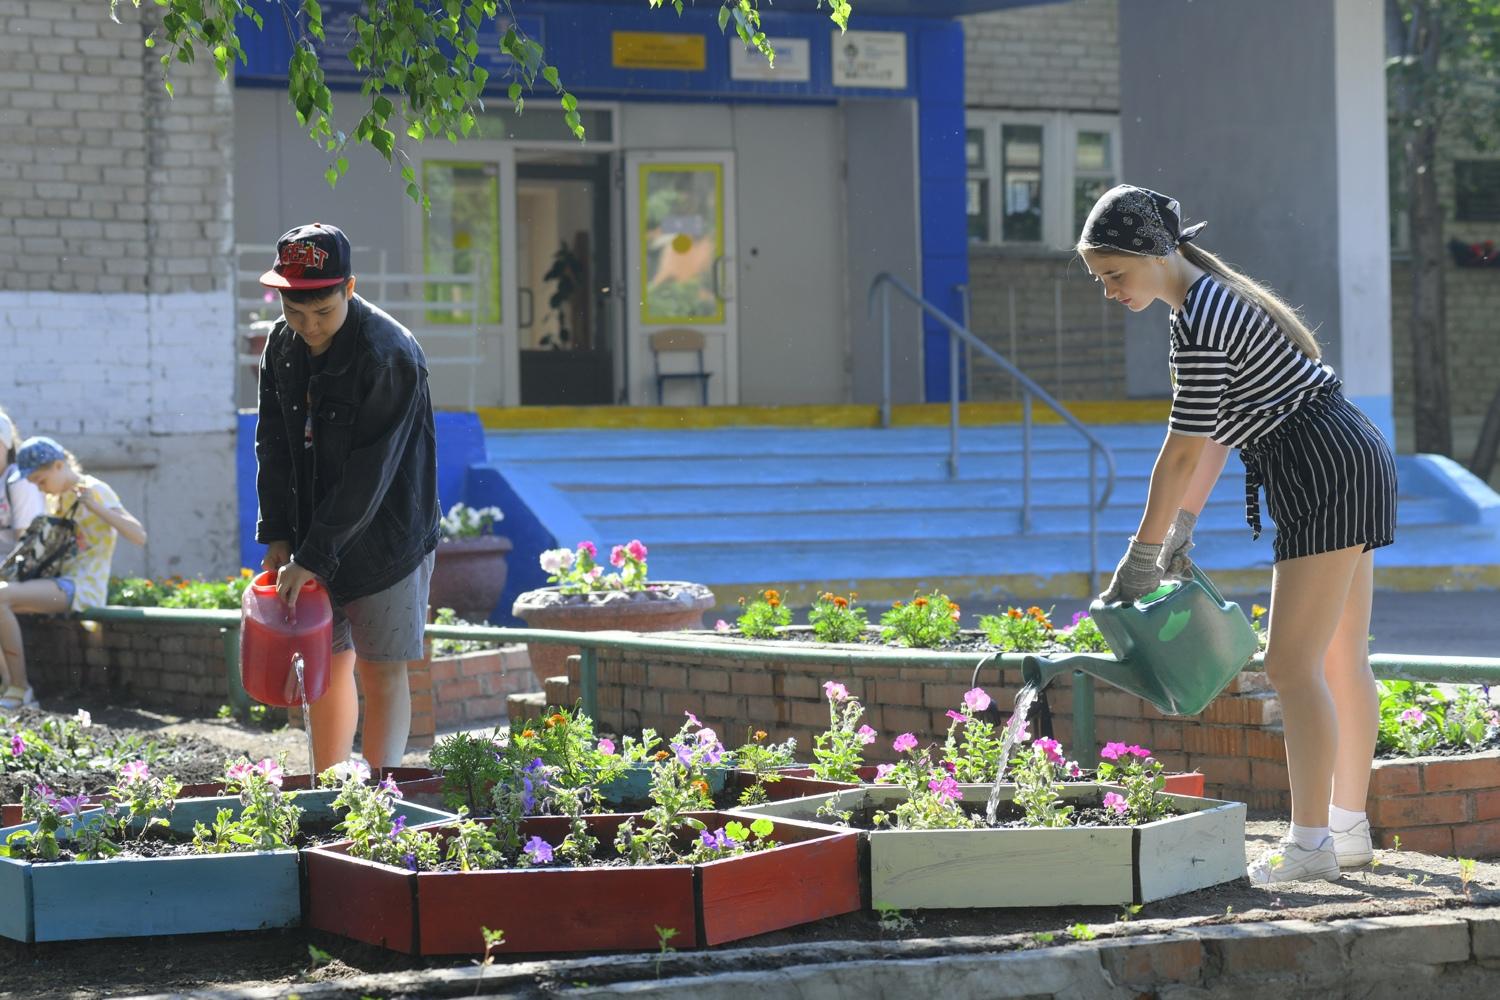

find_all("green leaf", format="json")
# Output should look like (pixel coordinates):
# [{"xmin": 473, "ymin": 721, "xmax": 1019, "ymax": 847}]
[
  {"xmin": 508, "ymin": 81, "xmax": 522, "ymax": 102},
  {"xmin": 750, "ymin": 817, "xmax": 774, "ymax": 838},
  {"xmin": 718, "ymin": 5, "xmax": 730, "ymax": 31},
  {"xmin": 723, "ymin": 821, "xmax": 749, "ymax": 841},
  {"xmin": 324, "ymin": 166, "xmax": 339, "ymax": 187},
  {"xmin": 406, "ymin": 182, "xmax": 422, "ymax": 201}
]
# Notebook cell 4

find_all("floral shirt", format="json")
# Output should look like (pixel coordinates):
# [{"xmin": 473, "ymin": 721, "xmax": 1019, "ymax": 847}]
[{"xmin": 51, "ymin": 476, "xmax": 121, "ymax": 611}]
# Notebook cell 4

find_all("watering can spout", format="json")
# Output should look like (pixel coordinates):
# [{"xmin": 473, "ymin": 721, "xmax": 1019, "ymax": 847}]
[{"xmin": 1021, "ymin": 653, "xmax": 1164, "ymax": 708}]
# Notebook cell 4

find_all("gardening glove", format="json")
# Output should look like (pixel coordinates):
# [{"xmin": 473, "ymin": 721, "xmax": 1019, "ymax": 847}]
[
  {"xmin": 1099, "ymin": 538, "xmax": 1164, "ymax": 605},
  {"xmin": 1158, "ymin": 508, "xmax": 1197, "ymax": 579}
]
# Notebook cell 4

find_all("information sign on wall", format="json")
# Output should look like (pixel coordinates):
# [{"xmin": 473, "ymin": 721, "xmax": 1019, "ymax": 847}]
[
  {"xmin": 728, "ymin": 37, "xmax": 811, "ymax": 83},
  {"xmin": 612, "ymin": 31, "xmax": 708, "ymax": 71},
  {"xmin": 831, "ymin": 30, "xmax": 907, "ymax": 89}
]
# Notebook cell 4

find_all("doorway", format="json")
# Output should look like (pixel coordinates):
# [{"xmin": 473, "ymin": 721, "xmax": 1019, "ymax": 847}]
[{"xmin": 516, "ymin": 152, "xmax": 616, "ymax": 405}]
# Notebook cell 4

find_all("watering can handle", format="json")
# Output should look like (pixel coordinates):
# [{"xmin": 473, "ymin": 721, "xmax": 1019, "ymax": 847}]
[{"xmin": 1189, "ymin": 564, "xmax": 1230, "ymax": 608}]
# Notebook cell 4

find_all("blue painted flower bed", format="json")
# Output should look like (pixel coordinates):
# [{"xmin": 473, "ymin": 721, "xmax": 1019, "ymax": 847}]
[{"xmin": 0, "ymin": 790, "xmax": 453, "ymax": 943}]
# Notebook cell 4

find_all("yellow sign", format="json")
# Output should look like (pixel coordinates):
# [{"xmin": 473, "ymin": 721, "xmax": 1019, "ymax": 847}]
[{"xmin": 612, "ymin": 31, "xmax": 707, "ymax": 71}]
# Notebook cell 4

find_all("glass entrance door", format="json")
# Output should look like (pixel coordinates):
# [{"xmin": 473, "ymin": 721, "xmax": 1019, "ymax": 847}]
[{"xmin": 624, "ymin": 151, "xmax": 738, "ymax": 405}]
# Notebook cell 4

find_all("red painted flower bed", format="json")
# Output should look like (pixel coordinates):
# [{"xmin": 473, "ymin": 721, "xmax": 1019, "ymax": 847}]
[{"xmin": 304, "ymin": 810, "xmax": 861, "ymax": 954}]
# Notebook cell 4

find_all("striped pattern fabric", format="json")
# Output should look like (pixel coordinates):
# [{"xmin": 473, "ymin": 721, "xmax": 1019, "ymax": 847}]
[
  {"xmin": 1240, "ymin": 389, "xmax": 1398, "ymax": 561},
  {"xmin": 1168, "ymin": 274, "xmax": 1339, "ymax": 447}
]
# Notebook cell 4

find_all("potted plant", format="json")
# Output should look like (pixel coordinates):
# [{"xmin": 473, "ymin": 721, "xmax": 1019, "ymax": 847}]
[
  {"xmin": 430, "ymin": 503, "xmax": 513, "ymax": 623},
  {"xmin": 303, "ymin": 728, "xmax": 860, "ymax": 955},
  {"xmin": 0, "ymin": 758, "xmax": 451, "ymax": 942},
  {"xmin": 512, "ymin": 540, "xmax": 714, "ymax": 686},
  {"xmin": 733, "ymin": 723, "xmax": 1245, "ymax": 909}
]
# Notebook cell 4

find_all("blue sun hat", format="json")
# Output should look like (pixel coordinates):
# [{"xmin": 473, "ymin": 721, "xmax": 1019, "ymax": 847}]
[{"xmin": 9, "ymin": 436, "xmax": 68, "ymax": 482}]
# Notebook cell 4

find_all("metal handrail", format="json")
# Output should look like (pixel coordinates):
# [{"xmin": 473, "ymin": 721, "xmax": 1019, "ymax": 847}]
[{"xmin": 869, "ymin": 272, "xmax": 1118, "ymax": 591}]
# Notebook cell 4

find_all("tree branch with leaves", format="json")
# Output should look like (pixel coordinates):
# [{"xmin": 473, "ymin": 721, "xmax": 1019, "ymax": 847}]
[{"xmin": 110, "ymin": 0, "xmax": 855, "ymax": 208}]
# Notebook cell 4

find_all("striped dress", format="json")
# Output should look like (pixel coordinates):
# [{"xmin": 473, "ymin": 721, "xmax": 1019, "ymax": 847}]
[{"xmin": 1167, "ymin": 273, "xmax": 1396, "ymax": 562}]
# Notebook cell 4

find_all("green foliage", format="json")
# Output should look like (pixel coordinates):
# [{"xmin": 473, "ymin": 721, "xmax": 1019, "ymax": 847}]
[
  {"xmin": 108, "ymin": 571, "xmax": 253, "ymax": 609},
  {"xmin": 978, "ymin": 605, "xmax": 1056, "ymax": 652},
  {"xmin": 429, "ymin": 607, "xmax": 501, "ymax": 657},
  {"xmin": 119, "ymin": 1, "xmax": 859, "ymax": 205},
  {"xmin": 809, "ymin": 682, "xmax": 874, "ymax": 783},
  {"xmin": 1058, "ymin": 612, "xmax": 1111, "ymax": 654},
  {"xmin": 808, "ymin": 591, "xmax": 868, "ymax": 644},
  {"xmin": 1376, "ymin": 680, "xmax": 1499, "ymax": 757},
  {"xmin": 736, "ymin": 589, "xmax": 791, "ymax": 639},
  {"xmin": 731, "ymin": 727, "xmax": 797, "ymax": 806},
  {"xmin": 879, "ymin": 592, "xmax": 961, "ymax": 649},
  {"xmin": 190, "ymin": 759, "xmax": 303, "ymax": 854}
]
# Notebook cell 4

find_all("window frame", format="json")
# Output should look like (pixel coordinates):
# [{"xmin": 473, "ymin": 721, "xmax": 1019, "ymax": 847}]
[{"xmin": 965, "ymin": 109, "xmax": 1121, "ymax": 252}]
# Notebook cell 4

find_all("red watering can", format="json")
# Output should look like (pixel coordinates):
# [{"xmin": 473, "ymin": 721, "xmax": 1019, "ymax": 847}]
[{"xmin": 240, "ymin": 570, "xmax": 332, "ymax": 708}]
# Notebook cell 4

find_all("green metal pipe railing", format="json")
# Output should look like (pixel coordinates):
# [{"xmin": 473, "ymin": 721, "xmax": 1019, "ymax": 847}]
[{"xmin": 73, "ymin": 608, "xmax": 1500, "ymax": 760}]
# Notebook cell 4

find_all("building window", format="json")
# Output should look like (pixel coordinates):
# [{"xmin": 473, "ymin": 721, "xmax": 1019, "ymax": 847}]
[
  {"xmin": 1455, "ymin": 160, "xmax": 1500, "ymax": 222},
  {"xmin": 966, "ymin": 111, "xmax": 1119, "ymax": 250}
]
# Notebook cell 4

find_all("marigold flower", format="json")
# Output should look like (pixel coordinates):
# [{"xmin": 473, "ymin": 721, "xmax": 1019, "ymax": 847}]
[
  {"xmin": 754, "ymin": 730, "xmax": 767, "ymax": 741},
  {"xmin": 546, "ymin": 713, "xmax": 567, "ymax": 728},
  {"xmin": 768, "ymin": 596, "xmax": 781, "ymax": 608},
  {"xmin": 821, "ymin": 592, "xmax": 836, "ymax": 603},
  {"xmin": 521, "ymin": 729, "xmax": 536, "ymax": 739},
  {"xmin": 240, "ymin": 568, "xmax": 253, "ymax": 579},
  {"xmin": 1252, "ymin": 604, "xmax": 1267, "ymax": 619},
  {"xmin": 892, "ymin": 601, "xmax": 904, "ymax": 609},
  {"xmin": 1007, "ymin": 608, "xmax": 1023, "ymax": 619},
  {"xmin": 913, "ymin": 597, "xmax": 929, "ymax": 608},
  {"xmin": 764, "ymin": 589, "xmax": 780, "ymax": 603},
  {"xmin": 692, "ymin": 779, "xmax": 710, "ymax": 796},
  {"xmin": 653, "ymin": 750, "xmax": 670, "ymax": 761},
  {"xmin": 833, "ymin": 596, "xmax": 848, "ymax": 608}
]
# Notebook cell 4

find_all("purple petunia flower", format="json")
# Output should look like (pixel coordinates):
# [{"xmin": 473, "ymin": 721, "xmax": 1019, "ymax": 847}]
[
  {"xmin": 1103, "ymin": 791, "xmax": 1128, "ymax": 816},
  {"xmin": 388, "ymin": 815, "xmax": 407, "ymax": 840},
  {"xmin": 700, "ymin": 828, "xmax": 737, "ymax": 852},
  {"xmin": 9, "ymin": 735, "xmax": 23, "ymax": 758},
  {"xmin": 696, "ymin": 727, "xmax": 719, "ymax": 746},
  {"xmin": 856, "ymin": 724, "xmax": 877, "ymax": 745},
  {"xmin": 892, "ymin": 732, "xmax": 918, "ymax": 753},
  {"xmin": 823, "ymin": 681, "xmax": 849, "ymax": 702},
  {"xmin": 520, "ymin": 776, "xmax": 536, "ymax": 814},
  {"xmin": 672, "ymin": 742, "xmax": 694, "ymax": 767},
  {"xmin": 33, "ymin": 783, "xmax": 57, "ymax": 806},
  {"xmin": 56, "ymin": 794, "xmax": 91, "ymax": 816},
  {"xmin": 403, "ymin": 852, "xmax": 417, "ymax": 871},
  {"xmin": 684, "ymin": 710, "xmax": 701, "ymax": 727},
  {"xmin": 927, "ymin": 776, "xmax": 962, "ymax": 802},
  {"xmin": 597, "ymin": 738, "xmax": 616, "ymax": 755},
  {"xmin": 1070, "ymin": 610, "xmax": 1088, "ymax": 628},
  {"xmin": 963, "ymin": 687, "xmax": 991, "ymax": 713},
  {"xmin": 942, "ymin": 760, "xmax": 957, "ymax": 775},
  {"xmin": 379, "ymin": 775, "xmax": 404, "ymax": 800},
  {"xmin": 524, "ymin": 835, "xmax": 554, "ymax": 864}
]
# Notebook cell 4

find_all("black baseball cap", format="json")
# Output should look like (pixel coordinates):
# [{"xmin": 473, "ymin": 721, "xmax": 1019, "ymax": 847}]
[{"xmin": 259, "ymin": 223, "xmax": 352, "ymax": 290}]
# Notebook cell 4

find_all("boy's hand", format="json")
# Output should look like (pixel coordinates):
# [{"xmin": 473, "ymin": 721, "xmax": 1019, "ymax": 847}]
[
  {"xmin": 263, "ymin": 540, "xmax": 292, "ymax": 573},
  {"xmin": 276, "ymin": 558, "xmax": 319, "ymax": 609}
]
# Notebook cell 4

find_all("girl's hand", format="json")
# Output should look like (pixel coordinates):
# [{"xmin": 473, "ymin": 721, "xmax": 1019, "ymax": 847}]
[{"xmin": 71, "ymin": 483, "xmax": 101, "ymax": 513}]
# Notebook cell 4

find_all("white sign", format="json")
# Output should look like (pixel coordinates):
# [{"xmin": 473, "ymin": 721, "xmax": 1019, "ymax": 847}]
[
  {"xmin": 832, "ymin": 30, "xmax": 907, "ymax": 90},
  {"xmin": 729, "ymin": 37, "xmax": 811, "ymax": 83}
]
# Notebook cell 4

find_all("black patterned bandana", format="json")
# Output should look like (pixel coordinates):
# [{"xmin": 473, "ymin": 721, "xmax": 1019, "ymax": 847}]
[{"xmin": 1080, "ymin": 184, "xmax": 1207, "ymax": 257}]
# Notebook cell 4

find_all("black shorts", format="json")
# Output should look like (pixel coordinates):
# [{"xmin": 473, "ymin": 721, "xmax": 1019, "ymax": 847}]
[{"xmin": 1239, "ymin": 388, "xmax": 1398, "ymax": 563}]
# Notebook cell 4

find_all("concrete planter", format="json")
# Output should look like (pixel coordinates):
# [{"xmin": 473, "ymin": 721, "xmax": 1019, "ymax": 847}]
[
  {"xmin": 512, "ymin": 582, "xmax": 715, "ymax": 686},
  {"xmin": 1366, "ymin": 748, "xmax": 1500, "ymax": 857},
  {"xmin": 775, "ymin": 766, "xmax": 1207, "ymax": 799},
  {"xmin": 734, "ymin": 782, "xmax": 1246, "ymax": 909},
  {"xmin": 304, "ymin": 810, "xmax": 860, "ymax": 954},
  {"xmin": 0, "ymin": 790, "xmax": 453, "ymax": 943},
  {"xmin": 430, "ymin": 534, "xmax": 514, "ymax": 623}
]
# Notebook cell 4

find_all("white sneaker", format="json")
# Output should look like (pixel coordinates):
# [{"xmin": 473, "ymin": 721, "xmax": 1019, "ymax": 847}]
[
  {"xmin": 1332, "ymin": 819, "xmax": 1374, "ymax": 867},
  {"xmin": 0, "ymin": 686, "xmax": 36, "ymax": 710},
  {"xmin": 1248, "ymin": 836, "xmax": 1341, "ymax": 886}
]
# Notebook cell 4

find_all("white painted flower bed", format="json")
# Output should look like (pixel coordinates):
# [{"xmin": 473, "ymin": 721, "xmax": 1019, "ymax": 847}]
[{"xmin": 734, "ymin": 782, "xmax": 1245, "ymax": 908}]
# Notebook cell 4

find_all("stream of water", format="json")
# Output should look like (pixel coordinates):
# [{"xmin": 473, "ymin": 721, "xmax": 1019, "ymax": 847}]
[
  {"xmin": 984, "ymin": 679, "xmax": 1042, "ymax": 826},
  {"xmin": 292, "ymin": 653, "xmax": 315, "ymax": 778}
]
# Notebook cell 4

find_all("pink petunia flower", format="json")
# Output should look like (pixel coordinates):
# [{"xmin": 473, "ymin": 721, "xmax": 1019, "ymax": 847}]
[
  {"xmin": 119, "ymin": 760, "xmax": 150, "ymax": 785},
  {"xmin": 1125, "ymin": 744, "xmax": 1152, "ymax": 759},
  {"xmin": 578, "ymin": 541, "xmax": 597, "ymax": 559},
  {"xmin": 875, "ymin": 763, "xmax": 897, "ymax": 781},
  {"xmin": 857, "ymin": 724, "xmax": 877, "ymax": 745},
  {"xmin": 1066, "ymin": 760, "xmax": 1083, "ymax": 779},
  {"xmin": 1007, "ymin": 718, "xmax": 1031, "ymax": 743},
  {"xmin": 945, "ymin": 709, "xmax": 965, "ymax": 723},
  {"xmin": 253, "ymin": 758, "xmax": 284, "ymax": 788},
  {"xmin": 9, "ymin": 735, "xmax": 23, "ymax": 757},
  {"xmin": 1099, "ymin": 741, "xmax": 1129, "ymax": 761},
  {"xmin": 1399, "ymin": 707, "xmax": 1426, "ymax": 725},
  {"xmin": 610, "ymin": 544, "xmax": 627, "ymax": 568},
  {"xmin": 714, "ymin": 619, "xmax": 731, "ymax": 632},
  {"xmin": 226, "ymin": 760, "xmax": 253, "ymax": 785},
  {"xmin": 1103, "ymin": 791, "xmax": 1128, "ymax": 815},
  {"xmin": 927, "ymin": 776, "xmax": 962, "ymax": 802},
  {"xmin": 823, "ymin": 680, "xmax": 849, "ymax": 702},
  {"xmin": 597, "ymin": 739, "xmax": 616, "ymax": 756},
  {"xmin": 626, "ymin": 539, "xmax": 648, "ymax": 562},
  {"xmin": 1034, "ymin": 737, "xmax": 1065, "ymax": 766},
  {"xmin": 892, "ymin": 732, "xmax": 918, "ymax": 753},
  {"xmin": 685, "ymin": 710, "xmax": 702, "ymax": 727},
  {"xmin": 963, "ymin": 687, "xmax": 991, "ymax": 713}
]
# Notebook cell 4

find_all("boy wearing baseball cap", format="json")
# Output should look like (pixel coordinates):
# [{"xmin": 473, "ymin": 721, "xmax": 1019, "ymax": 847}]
[{"xmin": 254, "ymin": 223, "xmax": 441, "ymax": 772}]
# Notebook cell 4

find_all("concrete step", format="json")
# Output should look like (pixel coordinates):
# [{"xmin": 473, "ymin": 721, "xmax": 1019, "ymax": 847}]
[{"xmin": 505, "ymin": 690, "xmax": 546, "ymax": 729}]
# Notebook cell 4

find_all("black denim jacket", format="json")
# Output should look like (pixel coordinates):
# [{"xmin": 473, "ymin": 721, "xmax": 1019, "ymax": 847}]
[{"xmin": 255, "ymin": 294, "xmax": 440, "ymax": 604}]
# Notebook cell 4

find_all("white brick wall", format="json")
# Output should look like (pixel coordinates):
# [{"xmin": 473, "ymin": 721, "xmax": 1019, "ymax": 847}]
[{"xmin": 963, "ymin": 0, "xmax": 1119, "ymax": 111}]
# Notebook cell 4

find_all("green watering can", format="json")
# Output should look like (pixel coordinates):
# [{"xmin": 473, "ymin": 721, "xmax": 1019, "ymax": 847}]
[{"xmin": 1021, "ymin": 566, "xmax": 1259, "ymax": 716}]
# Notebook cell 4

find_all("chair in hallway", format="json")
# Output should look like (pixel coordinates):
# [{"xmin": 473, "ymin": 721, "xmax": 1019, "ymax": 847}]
[{"xmin": 650, "ymin": 328, "xmax": 713, "ymax": 405}]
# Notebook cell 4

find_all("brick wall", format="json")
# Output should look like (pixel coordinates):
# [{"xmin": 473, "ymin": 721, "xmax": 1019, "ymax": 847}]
[
  {"xmin": 963, "ymin": 0, "xmax": 1118, "ymax": 112},
  {"xmin": 0, "ymin": 1, "xmax": 237, "ymax": 578},
  {"xmin": 1366, "ymin": 751, "xmax": 1500, "ymax": 857},
  {"xmin": 21, "ymin": 617, "xmax": 242, "ymax": 718}
]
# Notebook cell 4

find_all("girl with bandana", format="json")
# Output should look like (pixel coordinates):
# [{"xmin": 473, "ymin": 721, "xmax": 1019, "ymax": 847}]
[{"xmin": 1078, "ymin": 184, "xmax": 1397, "ymax": 886}]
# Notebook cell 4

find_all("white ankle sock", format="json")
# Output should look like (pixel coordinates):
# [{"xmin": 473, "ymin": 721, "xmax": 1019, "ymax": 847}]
[
  {"xmin": 1290, "ymin": 824, "xmax": 1330, "ymax": 851},
  {"xmin": 1328, "ymin": 805, "xmax": 1366, "ymax": 832}
]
